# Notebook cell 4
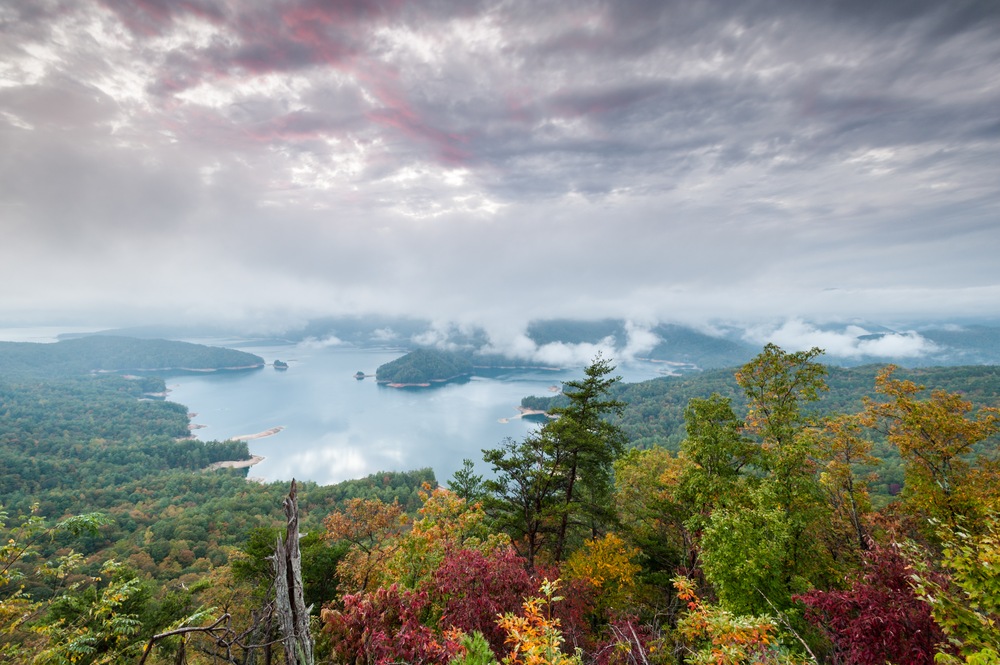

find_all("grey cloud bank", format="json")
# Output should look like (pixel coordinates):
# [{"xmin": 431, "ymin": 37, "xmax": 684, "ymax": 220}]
[{"xmin": 1, "ymin": 1, "xmax": 998, "ymax": 335}]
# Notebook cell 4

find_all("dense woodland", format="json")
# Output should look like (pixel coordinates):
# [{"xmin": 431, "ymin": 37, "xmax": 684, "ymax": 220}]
[
  {"xmin": 524, "ymin": 363, "xmax": 1000, "ymax": 503},
  {"xmin": 0, "ymin": 336, "xmax": 265, "ymax": 377},
  {"xmin": 376, "ymin": 348, "xmax": 474, "ymax": 384},
  {"xmin": 2, "ymin": 338, "xmax": 1000, "ymax": 663}
]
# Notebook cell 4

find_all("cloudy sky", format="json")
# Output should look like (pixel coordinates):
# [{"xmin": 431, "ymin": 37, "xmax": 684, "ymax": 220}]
[{"xmin": 2, "ymin": 0, "xmax": 999, "ymax": 336}]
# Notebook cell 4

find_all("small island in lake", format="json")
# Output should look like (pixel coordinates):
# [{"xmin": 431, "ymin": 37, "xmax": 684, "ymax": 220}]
[
  {"xmin": 355, "ymin": 371, "xmax": 366, "ymax": 380},
  {"xmin": 273, "ymin": 359, "xmax": 289, "ymax": 370},
  {"xmin": 375, "ymin": 348, "xmax": 473, "ymax": 387}
]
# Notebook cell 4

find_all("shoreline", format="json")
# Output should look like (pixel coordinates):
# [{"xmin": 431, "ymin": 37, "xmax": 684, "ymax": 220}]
[
  {"xmin": 498, "ymin": 406, "xmax": 550, "ymax": 424},
  {"xmin": 379, "ymin": 372, "xmax": 469, "ymax": 388},
  {"xmin": 205, "ymin": 454, "xmax": 265, "ymax": 471},
  {"xmin": 231, "ymin": 426, "xmax": 285, "ymax": 441}
]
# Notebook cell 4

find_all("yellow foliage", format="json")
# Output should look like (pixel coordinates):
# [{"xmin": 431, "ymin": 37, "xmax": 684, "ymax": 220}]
[
  {"xmin": 863, "ymin": 366, "xmax": 1000, "ymax": 526},
  {"xmin": 563, "ymin": 533, "xmax": 641, "ymax": 612}
]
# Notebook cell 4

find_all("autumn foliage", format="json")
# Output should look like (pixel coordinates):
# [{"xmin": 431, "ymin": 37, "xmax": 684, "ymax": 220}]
[
  {"xmin": 796, "ymin": 541, "xmax": 947, "ymax": 665},
  {"xmin": 321, "ymin": 585, "xmax": 464, "ymax": 665},
  {"xmin": 433, "ymin": 547, "xmax": 536, "ymax": 655},
  {"xmin": 673, "ymin": 576, "xmax": 790, "ymax": 665},
  {"xmin": 15, "ymin": 349, "xmax": 1000, "ymax": 664},
  {"xmin": 316, "ymin": 351, "xmax": 1000, "ymax": 665},
  {"xmin": 497, "ymin": 579, "xmax": 582, "ymax": 665}
]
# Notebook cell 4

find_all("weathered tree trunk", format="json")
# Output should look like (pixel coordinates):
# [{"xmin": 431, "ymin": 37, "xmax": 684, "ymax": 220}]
[{"xmin": 272, "ymin": 479, "xmax": 314, "ymax": 665}]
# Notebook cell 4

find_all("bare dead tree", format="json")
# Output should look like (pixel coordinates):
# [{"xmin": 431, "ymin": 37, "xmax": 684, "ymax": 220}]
[
  {"xmin": 272, "ymin": 479, "xmax": 314, "ymax": 665},
  {"xmin": 138, "ymin": 481, "xmax": 314, "ymax": 664}
]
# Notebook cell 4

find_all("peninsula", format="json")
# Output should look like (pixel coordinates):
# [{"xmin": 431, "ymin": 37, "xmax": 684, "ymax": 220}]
[{"xmin": 0, "ymin": 335, "xmax": 265, "ymax": 376}]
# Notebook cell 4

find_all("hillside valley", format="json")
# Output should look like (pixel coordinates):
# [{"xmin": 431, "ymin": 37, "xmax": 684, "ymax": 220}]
[
  {"xmin": 1, "ymin": 331, "xmax": 999, "ymax": 663},
  {"xmin": 71, "ymin": 316, "xmax": 1000, "ymax": 369}
]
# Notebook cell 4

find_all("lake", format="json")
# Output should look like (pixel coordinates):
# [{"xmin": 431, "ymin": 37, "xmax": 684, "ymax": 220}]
[{"xmin": 164, "ymin": 338, "xmax": 670, "ymax": 486}]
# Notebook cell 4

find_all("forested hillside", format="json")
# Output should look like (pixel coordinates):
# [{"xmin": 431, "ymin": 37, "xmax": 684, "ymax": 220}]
[
  {"xmin": 523, "ymin": 363, "xmax": 1000, "ymax": 500},
  {"xmin": 2, "ymin": 343, "xmax": 999, "ymax": 663},
  {"xmin": 0, "ymin": 335, "xmax": 265, "ymax": 376},
  {"xmin": 376, "ymin": 347, "xmax": 474, "ymax": 384}
]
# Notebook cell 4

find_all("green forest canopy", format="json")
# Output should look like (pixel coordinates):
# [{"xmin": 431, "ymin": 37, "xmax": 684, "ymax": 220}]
[
  {"xmin": 3, "ymin": 339, "xmax": 1000, "ymax": 663},
  {"xmin": 0, "ymin": 335, "xmax": 264, "ymax": 377},
  {"xmin": 375, "ymin": 347, "xmax": 474, "ymax": 384}
]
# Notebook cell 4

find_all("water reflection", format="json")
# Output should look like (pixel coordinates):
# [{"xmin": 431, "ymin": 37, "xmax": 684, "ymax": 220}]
[{"xmin": 167, "ymin": 342, "xmax": 666, "ymax": 486}]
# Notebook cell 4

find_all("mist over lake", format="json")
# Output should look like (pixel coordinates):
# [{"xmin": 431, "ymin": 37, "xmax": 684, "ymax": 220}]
[{"xmin": 167, "ymin": 339, "xmax": 668, "ymax": 486}]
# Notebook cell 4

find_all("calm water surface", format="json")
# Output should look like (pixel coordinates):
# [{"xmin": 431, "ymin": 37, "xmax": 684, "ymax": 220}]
[{"xmin": 166, "ymin": 339, "xmax": 668, "ymax": 486}]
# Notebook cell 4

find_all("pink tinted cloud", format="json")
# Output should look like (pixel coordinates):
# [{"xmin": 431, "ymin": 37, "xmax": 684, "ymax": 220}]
[
  {"xmin": 280, "ymin": 0, "xmax": 404, "ymax": 45},
  {"xmin": 358, "ymin": 64, "xmax": 472, "ymax": 166},
  {"xmin": 367, "ymin": 106, "xmax": 471, "ymax": 165},
  {"xmin": 103, "ymin": 0, "xmax": 471, "ymax": 166},
  {"xmin": 132, "ymin": 0, "xmax": 406, "ymax": 95},
  {"xmin": 99, "ymin": 0, "xmax": 225, "ymax": 37},
  {"xmin": 224, "ymin": 0, "xmax": 407, "ymax": 73}
]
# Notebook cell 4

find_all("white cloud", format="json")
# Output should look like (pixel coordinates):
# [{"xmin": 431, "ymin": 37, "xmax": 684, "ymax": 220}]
[
  {"xmin": 855, "ymin": 332, "xmax": 938, "ymax": 358},
  {"xmin": 533, "ymin": 338, "xmax": 618, "ymax": 367},
  {"xmin": 621, "ymin": 322, "xmax": 661, "ymax": 361},
  {"xmin": 372, "ymin": 327, "xmax": 399, "ymax": 342},
  {"xmin": 745, "ymin": 319, "xmax": 938, "ymax": 359},
  {"xmin": 477, "ymin": 328, "xmax": 618, "ymax": 367},
  {"xmin": 297, "ymin": 335, "xmax": 344, "ymax": 350}
]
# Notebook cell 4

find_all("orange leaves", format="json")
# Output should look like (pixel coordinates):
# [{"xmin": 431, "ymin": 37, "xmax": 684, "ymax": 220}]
[
  {"xmin": 323, "ymin": 486, "xmax": 510, "ymax": 593},
  {"xmin": 322, "ymin": 498, "xmax": 407, "ymax": 592},
  {"xmin": 672, "ymin": 577, "xmax": 788, "ymax": 665},
  {"xmin": 497, "ymin": 579, "xmax": 581, "ymax": 665},
  {"xmin": 323, "ymin": 497, "xmax": 407, "ymax": 550}
]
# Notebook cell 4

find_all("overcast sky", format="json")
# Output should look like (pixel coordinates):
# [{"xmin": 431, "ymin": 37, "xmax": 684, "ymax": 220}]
[{"xmin": 2, "ymin": 0, "xmax": 999, "ymax": 338}]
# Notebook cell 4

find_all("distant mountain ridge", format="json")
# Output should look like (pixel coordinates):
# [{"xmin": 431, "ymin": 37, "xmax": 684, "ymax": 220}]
[{"xmin": 65, "ymin": 317, "xmax": 1000, "ymax": 369}]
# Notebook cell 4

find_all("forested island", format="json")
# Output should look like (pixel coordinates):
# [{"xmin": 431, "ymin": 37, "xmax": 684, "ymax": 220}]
[
  {"xmin": 375, "ymin": 347, "xmax": 474, "ymax": 385},
  {"xmin": 375, "ymin": 347, "xmax": 562, "ymax": 386},
  {"xmin": 2, "ymin": 339, "xmax": 999, "ymax": 663}
]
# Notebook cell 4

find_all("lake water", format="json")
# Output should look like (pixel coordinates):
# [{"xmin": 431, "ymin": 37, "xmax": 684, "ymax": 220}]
[{"xmin": 164, "ymin": 339, "xmax": 669, "ymax": 486}]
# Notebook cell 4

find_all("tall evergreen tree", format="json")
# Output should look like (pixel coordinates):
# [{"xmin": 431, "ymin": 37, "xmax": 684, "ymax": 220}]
[
  {"xmin": 482, "ymin": 434, "xmax": 562, "ymax": 571},
  {"xmin": 482, "ymin": 355, "xmax": 627, "ymax": 566},
  {"xmin": 545, "ymin": 354, "xmax": 627, "ymax": 562}
]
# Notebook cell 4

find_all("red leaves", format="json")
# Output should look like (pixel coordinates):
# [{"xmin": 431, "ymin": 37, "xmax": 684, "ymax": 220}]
[
  {"xmin": 323, "ymin": 547, "xmax": 535, "ymax": 663},
  {"xmin": 433, "ymin": 547, "xmax": 535, "ymax": 655},
  {"xmin": 796, "ymin": 541, "xmax": 947, "ymax": 665},
  {"xmin": 322, "ymin": 585, "xmax": 462, "ymax": 665}
]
